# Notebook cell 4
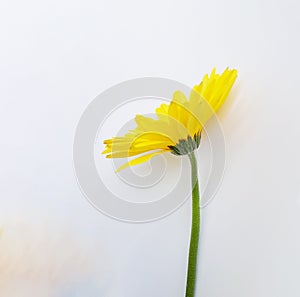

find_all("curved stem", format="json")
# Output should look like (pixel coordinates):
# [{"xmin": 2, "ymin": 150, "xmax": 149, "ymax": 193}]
[{"xmin": 185, "ymin": 151, "xmax": 200, "ymax": 297}]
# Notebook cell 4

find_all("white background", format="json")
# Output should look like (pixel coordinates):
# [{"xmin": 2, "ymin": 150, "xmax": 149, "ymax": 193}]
[{"xmin": 1, "ymin": 0, "xmax": 300, "ymax": 296}]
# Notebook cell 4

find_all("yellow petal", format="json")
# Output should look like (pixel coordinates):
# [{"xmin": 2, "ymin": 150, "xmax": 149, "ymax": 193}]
[
  {"xmin": 192, "ymin": 67, "xmax": 237, "ymax": 125},
  {"xmin": 116, "ymin": 150, "xmax": 166, "ymax": 172}
]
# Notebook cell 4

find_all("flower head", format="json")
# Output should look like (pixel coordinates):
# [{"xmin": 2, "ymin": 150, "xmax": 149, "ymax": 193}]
[{"xmin": 102, "ymin": 68, "xmax": 237, "ymax": 171}]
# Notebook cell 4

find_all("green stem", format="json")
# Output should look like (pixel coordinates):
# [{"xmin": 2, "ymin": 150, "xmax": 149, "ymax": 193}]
[{"xmin": 185, "ymin": 151, "xmax": 200, "ymax": 297}]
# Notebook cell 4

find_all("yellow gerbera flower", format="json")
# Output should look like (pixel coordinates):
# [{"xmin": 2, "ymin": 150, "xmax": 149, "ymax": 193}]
[
  {"xmin": 102, "ymin": 68, "xmax": 237, "ymax": 171},
  {"xmin": 102, "ymin": 67, "xmax": 238, "ymax": 297}
]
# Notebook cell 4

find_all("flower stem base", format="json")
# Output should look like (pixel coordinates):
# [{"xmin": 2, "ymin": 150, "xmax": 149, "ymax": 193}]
[{"xmin": 185, "ymin": 151, "xmax": 200, "ymax": 297}]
